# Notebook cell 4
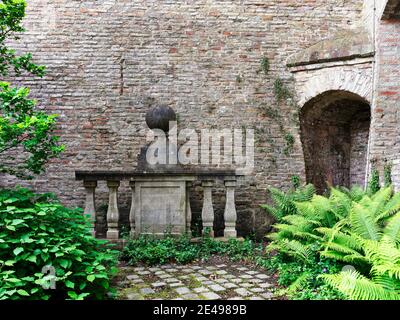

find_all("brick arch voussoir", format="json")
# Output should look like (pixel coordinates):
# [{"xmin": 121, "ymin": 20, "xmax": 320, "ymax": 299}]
[{"xmin": 298, "ymin": 71, "xmax": 373, "ymax": 107}]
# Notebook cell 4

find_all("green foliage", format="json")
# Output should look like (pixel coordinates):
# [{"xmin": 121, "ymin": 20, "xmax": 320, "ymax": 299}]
[
  {"xmin": 260, "ymin": 56, "xmax": 270, "ymax": 74},
  {"xmin": 0, "ymin": 83, "xmax": 64, "ymax": 178},
  {"xmin": 0, "ymin": 188, "xmax": 118, "ymax": 300},
  {"xmin": 291, "ymin": 175, "xmax": 301, "ymax": 189},
  {"xmin": 368, "ymin": 167, "xmax": 381, "ymax": 196},
  {"xmin": 262, "ymin": 184, "xmax": 385, "ymax": 300},
  {"xmin": 261, "ymin": 183, "xmax": 316, "ymax": 222},
  {"xmin": 318, "ymin": 186, "xmax": 400, "ymax": 299},
  {"xmin": 384, "ymin": 162, "xmax": 393, "ymax": 187},
  {"xmin": 274, "ymin": 78, "xmax": 292, "ymax": 102},
  {"xmin": 262, "ymin": 104, "xmax": 279, "ymax": 119},
  {"xmin": 0, "ymin": 0, "xmax": 46, "ymax": 77},
  {"xmin": 256, "ymin": 252, "xmax": 344, "ymax": 300},
  {"xmin": 0, "ymin": 0, "xmax": 63, "ymax": 179},
  {"xmin": 283, "ymin": 133, "xmax": 294, "ymax": 156},
  {"xmin": 120, "ymin": 234, "xmax": 261, "ymax": 266},
  {"xmin": 321, "ymin": 268, "xmax": 400, "ymax": 300}
]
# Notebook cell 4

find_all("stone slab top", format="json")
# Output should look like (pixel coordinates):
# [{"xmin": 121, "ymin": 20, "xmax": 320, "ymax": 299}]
[{"xmin": 75, "ymin": 169, "xmax": 241, "ymax": 182}]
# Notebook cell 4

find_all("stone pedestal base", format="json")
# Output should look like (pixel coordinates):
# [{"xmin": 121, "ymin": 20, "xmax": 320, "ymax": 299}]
[
  {"xmin": 106, "ymin": 230, "xmax": 119, "ymax": 240},
  {"xmin": 224, "ymin": 228, "xmax": 237, "ymax": 238},
  {"xmin": 132, "ymin": 175, "xmax": 195, "ymax": 237}
]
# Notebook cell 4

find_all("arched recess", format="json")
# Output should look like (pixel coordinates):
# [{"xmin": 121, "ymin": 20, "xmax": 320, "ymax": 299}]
[{"xmin": 300, "ymin": 90, "xmax": 371, "ymax": 194}]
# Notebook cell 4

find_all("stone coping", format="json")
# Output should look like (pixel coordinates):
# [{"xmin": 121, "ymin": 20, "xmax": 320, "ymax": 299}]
[
  {"xmin": 75, "ymin": 169, "xmax": 241, "ymax": 181},
  {"xmin": 287, "ymin": 29, "xmax": 374, "ymax": 68}
]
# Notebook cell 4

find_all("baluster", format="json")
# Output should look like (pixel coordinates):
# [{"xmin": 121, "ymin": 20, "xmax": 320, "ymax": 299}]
[
  {"xmin": 83, "ymin": 180, "xmax": 97, "ymax": 237},
  {"xmin": 186, "ymin": 182, "xmax": 192, "ymax": 234},
  {"xmin": 224, "ymin": 179, "xmax": 237, "ymax": 238},
  {"xmin": 129, "ymin": 181, "xmax": 136, "ymax": 238},
  {"xmin": 201, "ymin": 180, "xmax": 214, "ymax": 237},
  {"xmin": 106, "ymin": 180, "xmax": 120, "ymax": 239}
]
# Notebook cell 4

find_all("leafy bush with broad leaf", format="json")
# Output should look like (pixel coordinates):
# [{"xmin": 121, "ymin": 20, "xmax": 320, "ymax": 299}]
[
  {"xmin": 0, "ymin": 188, "xmax": 118, "ymax": 300},
  {"xmin": 0, "ymin": 0, "xmax": 64, "ymax": 179}
]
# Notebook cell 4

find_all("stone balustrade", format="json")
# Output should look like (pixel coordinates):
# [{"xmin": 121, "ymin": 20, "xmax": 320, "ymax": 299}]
[{"xmin": 75, "ymin": 170, "xmax": 240, "ymax": 241}]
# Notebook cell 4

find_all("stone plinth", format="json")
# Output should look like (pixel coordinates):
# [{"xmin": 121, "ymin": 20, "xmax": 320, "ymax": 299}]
[{"xmin": 131, "ymin": 175, "xmax": 196, "ymax": 236}]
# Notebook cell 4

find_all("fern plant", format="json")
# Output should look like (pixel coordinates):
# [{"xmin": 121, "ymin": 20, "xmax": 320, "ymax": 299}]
[
  {"xmin": 318, "ymin": 186, "xmax": 400, "ymax": 300},
  {"xmin": 261, "ymin": 183, "xmax": 315, "ymax": 222},
  {"xmin": 265, "ymin": 185, "xmax": 365, "ymax": 262}
]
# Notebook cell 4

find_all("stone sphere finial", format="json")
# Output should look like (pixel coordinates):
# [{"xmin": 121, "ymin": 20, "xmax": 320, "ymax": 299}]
[{"xmin": 145, "ymin": 105, "xmax": 176, "ymax": 132}]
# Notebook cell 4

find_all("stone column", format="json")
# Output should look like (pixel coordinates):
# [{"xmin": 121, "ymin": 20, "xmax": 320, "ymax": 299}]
[
  {"xmin": 224, "ymin": 179, "xmax": 237, "ymax": 238},
  {"xmin": 83, "ymin": 180, "xmax": 97, "ymax": 237},
  {"xmin": 106, "ymin": 180, "xmax": 120, "ymax": 240},
  {"xmin": 129, "ymin": 181, "xmax": 136, "ymax": 238},
  {"xmin": 201, "ymin": 180, "xmax": 214, "ymax": 237},
  {"xmin": 186, "ymin": 182, "xmax": 192, "ymax": 234}
]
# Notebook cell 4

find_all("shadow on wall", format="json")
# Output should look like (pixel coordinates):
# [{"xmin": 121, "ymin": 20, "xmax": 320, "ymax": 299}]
[{"xmin": 300, "ymin": 90, "xmax": 371, "ymax": 194}]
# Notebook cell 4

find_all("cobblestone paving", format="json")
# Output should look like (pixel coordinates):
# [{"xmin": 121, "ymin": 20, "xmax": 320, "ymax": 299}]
[{"xmin": 116, "ymin": 263, "xmax": 277, "ymax": 300}]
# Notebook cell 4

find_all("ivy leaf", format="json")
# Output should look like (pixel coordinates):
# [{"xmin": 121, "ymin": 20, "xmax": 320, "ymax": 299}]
[
  {"xmin": 13, "ymin": 247, "xmax": 24, "ymax": 256},
  {"xmin": 17, "ymin": 289, "xmax": 30, "ymax": 297},
  {"xmin": 5, "ymin": 260, "xmax": 16, "ymax": 266},
  {"xmin": 59, "ymin": 259, "xmax": 69, "ymax": 269},
  {"xmin": 87, "ymin": 275, "xmax": 95, "ymax": 282},
  {"xmin": 26, "ymin": 255, "xmax": 37, "ymax": 263}
]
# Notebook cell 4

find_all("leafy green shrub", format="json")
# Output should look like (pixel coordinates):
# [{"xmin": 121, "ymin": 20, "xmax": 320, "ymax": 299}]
[
  {"xmin": 120, "ymin": 234, "xmax": 259, "ymax": 266},
  {"xmin": 0, "ymin": 0, "xmax": 63, "ymax": 179},
  {"xmin": 255, "ymin": 252, "xmax": 344, "ymax": 300},
  {"xmin": 368, "ymin": 167, "xmax": 381, "ymax": 195},
  {"xmin": 384, "ymin": 162, "xmax": 393, "ymax": 187},
  {"xmin": 0, "ymin": 188, "xmax": 118, "ymax": 300}
]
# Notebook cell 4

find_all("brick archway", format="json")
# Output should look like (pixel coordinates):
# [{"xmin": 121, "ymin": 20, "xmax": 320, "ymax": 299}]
[
  {"xmin": 300, "ymin": 90, "xmax": 371, "ymax": 194},
  {"xmin": 298, "ymin": 70, "xmax": 373, "ymax": 107}
]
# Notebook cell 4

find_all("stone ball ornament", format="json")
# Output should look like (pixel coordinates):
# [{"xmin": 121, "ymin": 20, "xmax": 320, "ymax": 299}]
[{"xmin": 145, "ymin": 105, "xmax": 177, "ymax": 133}]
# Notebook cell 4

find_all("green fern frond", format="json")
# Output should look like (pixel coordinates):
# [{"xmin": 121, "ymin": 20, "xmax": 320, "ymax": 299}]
[
  {"xmin": 383, "ymin": 212, "xmax": 400, "ymax": 243},
  {"xmin": 350, "ymin": 203, "xmax": 381, "ymax": 241},
  {"xmin": 294, "ymin": 201, "xmax": 319, "ymax": 221},
  {"xmin": 287, "ymin": 272, "xmax": 312, "ymax": 294},
  {"xmin": 260, "ymin": 204, "xmax": 282, "ymax": 221},
  {"xmin": 349, "ymin": 185, "xmax": 366, "ymax": 202},
  {"xmin": 277, "ymin": 239, "xmax": 313, "ymax": 263},
  {"xmin": 317, "ymin": 227, "xmax": 363, "ymax": 251},
  {"xmin": 292, "ymin": 184, "xmax": 316, "ymax": 202},
  {"xmin": 321, "ymin": 270, "xmax": 400, "ymax": 300},
  {"xmin": 376, "ymin": 192, "xmax": 400, "ymax": 222},
  {"xmin": 367, "ymin": 186, "xmax": 393, "ymax": 218}
]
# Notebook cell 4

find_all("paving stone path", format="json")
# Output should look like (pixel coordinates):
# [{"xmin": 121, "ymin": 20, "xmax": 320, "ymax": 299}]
[{"xmin": 116, "ymin": 261, "xmax": 278, "ymax": 300}]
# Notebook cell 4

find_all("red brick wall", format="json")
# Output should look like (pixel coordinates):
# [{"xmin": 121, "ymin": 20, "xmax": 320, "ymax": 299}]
[
  {"xmin": 370, "ymin": 18, "xmax": 400, "ymax": 185},
  {"xmin": 0, "ymin": 0, "xmax": 366, "ymax": 236}
]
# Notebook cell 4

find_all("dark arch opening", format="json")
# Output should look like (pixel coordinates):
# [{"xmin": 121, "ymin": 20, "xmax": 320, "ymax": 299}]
[{"xmin": 300, "ymin": 90, "xmax": 371, "ymax": 194}]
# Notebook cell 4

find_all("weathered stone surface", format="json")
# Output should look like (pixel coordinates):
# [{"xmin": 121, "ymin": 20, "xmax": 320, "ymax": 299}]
[
  {"xmin": 118, "ymin": 261, "xmax": 277, "ymax": 300},
  {"xmin": 132, "ymin": 176, "xmax": 195, "ymax": 236}
]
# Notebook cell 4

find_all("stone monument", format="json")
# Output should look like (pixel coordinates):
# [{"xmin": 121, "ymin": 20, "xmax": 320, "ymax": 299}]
[{"xmin": 130, "ymin": 106, "xmax": 195, "ymax": 237}]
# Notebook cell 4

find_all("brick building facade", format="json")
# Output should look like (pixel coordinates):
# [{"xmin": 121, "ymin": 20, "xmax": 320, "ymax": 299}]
[{"xmin": 1, "ymin": 0, "xmax": 399, "ymax": 237}]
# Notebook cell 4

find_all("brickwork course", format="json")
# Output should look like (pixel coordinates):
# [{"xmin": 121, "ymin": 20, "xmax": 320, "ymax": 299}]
[{"xmin": 1, "ymin": 0, "xmax": 399, "ymax": 237}]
